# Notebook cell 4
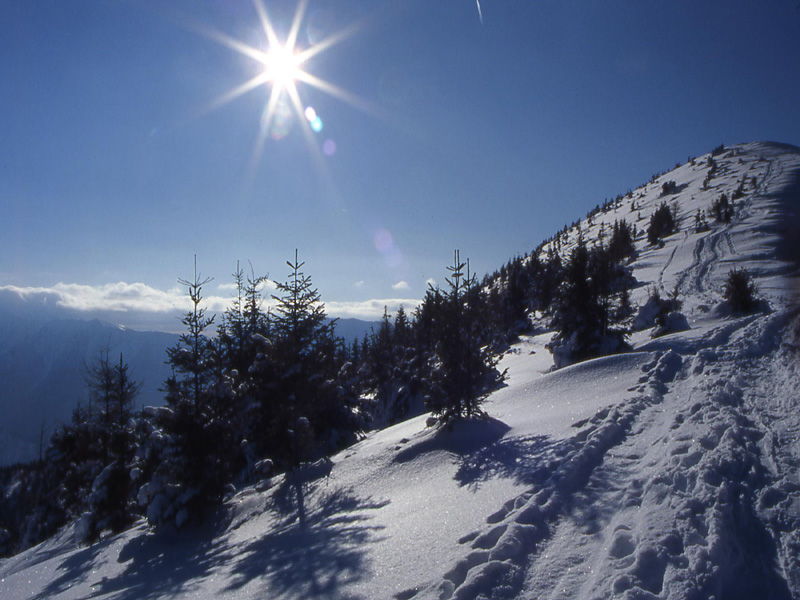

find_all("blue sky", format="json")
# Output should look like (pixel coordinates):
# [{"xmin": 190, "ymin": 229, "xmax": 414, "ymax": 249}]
[{"xmin": 2, "ymin": 0, "xmax": 799, "ymax": 327}]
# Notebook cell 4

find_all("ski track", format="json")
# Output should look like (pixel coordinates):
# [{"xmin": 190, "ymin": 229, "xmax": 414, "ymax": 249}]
[
  {"xmin": 414, "ymin": 149, "xmax": 800, "ymax": 599},
  {"xmin": 417, "ymin": 313, "xmax": 800, "ymax": 600}
]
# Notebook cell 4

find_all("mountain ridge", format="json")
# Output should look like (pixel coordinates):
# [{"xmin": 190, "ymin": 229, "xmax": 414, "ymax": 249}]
[{"xmin": 1, "ymin": 141, "xmax": 799, "ymax": 598}]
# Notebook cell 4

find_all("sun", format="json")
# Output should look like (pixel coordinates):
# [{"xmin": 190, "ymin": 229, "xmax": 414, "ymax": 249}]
[
  {"xmin": 264, "ymin": 44, "xmax": 303, "ymax": 93},
  {"xmin": 189, "ymin": 0, "xmax": 379, "ymax": 167}
]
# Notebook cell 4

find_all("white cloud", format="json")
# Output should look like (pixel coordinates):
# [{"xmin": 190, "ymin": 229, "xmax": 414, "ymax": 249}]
[
  {"xmin": 426, "ymin": 278, "xmax": 437, "ymax": 288},
  {"xmin": 353, "ymin": 280, "xmax": 365, "ymax": 289},
  {"xmin": 217, "ymin": 279, "xmax": 278, "ymax": 294},
  {"xmin": 0, "ymin": 283, "xmax": 421, "ymax": 328},
  {"xmin": 324, "ymin": 298, "xmax": 422, "ymax": 321},
  {"xmin": 392, "ymin": 281, "xmax": 410, "ymax": 291},
  {"xmin": 0, "ymin": 282, "xmax": 232, "ymax": 315}
]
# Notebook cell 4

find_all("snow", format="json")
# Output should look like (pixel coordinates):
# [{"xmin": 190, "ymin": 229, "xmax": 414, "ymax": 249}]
[{"xmin": 2, "ymin": 141, "xmax": 800, "ymax": 599}]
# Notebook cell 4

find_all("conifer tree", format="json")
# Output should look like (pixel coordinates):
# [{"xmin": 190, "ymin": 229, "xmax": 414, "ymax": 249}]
[
  {"xmin": 426, "ymin": 251, "xmax": 501, "ymax": 422},
  {"xmin": 269, "ymin": 251, "xmax": 360, "ymax": 466},
  {"xmin": 140, "ymin": 259, "xmax": 228, "ymax": 528}
]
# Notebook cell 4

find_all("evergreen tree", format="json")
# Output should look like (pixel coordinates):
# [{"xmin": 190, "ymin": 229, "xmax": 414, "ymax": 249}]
[
  {"xmin": 140, "ymin": 260, "xmax": 229, "ymax": 529},
  {"xmin": 426, "ymin": 251, "xmax": 502, "ymax": 422},
  {"xmin": 269, "ymin": 251, "xmax": 361, "ymax": 466},
  {"xmin": 607, "ymin": 219, "xmax": 636, "ymax": 263},
  {"xmin": 647, "ymin": 202, "xmax": 677, "ymax": 245},
  {"xmin": 711, "ymin": 193, "xmax": 733, "ymax": 223},
  {"xmin": 724, "ymin": 267, "xmax": 760, "ymax": 314},
  {"xmin": 548, "ymin": 239, "xmax": 631, "ymax": 366}
]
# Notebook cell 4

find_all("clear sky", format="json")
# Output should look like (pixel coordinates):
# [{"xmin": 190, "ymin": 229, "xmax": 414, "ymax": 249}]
[{"xmin": 3, "ymin": 0, "xmax": 800, "ymax": 327}]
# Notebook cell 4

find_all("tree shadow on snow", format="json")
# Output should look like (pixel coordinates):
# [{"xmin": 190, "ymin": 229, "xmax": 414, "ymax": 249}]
[
  {"xmin": 224, "ymin": 473, "xmax": 389, "ymax": 599},
  {"xmin": 78, "ymin": 514, "xmax": 233, "ymax": 600},
  {"xmin": 30, "ymin": 537, "xmax": 107, "ymax": 600},
  {"xmin": 393, "ymin": 416, "xmax": 511, "ymax": 465},
  {"xmin": 454, "ymin": 433, "xmax": 574, "ymax": 492}
]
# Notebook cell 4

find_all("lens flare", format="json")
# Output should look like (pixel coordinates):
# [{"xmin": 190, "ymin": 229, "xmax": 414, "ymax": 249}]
[
  {"xmin": 322, "ymin": 139, "xmax": 337, "ymax": 156},
  {"xmin": 263, "ymin": 99, "xmax": 293, "ymax": 140},
  {"xmin": 374, "ymin": 229, "xmax": 393, "ymax": 253}
]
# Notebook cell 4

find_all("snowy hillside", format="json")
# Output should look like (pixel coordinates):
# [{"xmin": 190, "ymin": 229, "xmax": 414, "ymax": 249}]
[{"xmin": 1, "ymin": 141, "xmax": 799, "ymax": 599}]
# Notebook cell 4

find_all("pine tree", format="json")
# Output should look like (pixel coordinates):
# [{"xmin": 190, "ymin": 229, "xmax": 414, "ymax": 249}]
[
  {"xmin": 647, "ymin": 202, "xmax": 677, "ymax": 245},
  {"xmin": 269, "ymin": 251, "xmax": 360, "ymax": 466},
  {"xmin": 724, "ymin": 267, "xmax": 760, "ymax": 314},
  {"xmin": 140, "ymin": 259, "xmax": 229, "ymax": 529},
  {"xmin": 548, "ymin": 239, "xmax": 631, "ymax": 366},
  {"xmin": 607, "ymin": 219, "xmax": 636, "ymax": 263},
  {"xmin": 426, "ymin": 251, "xmax": 502, "ymax": 422}
]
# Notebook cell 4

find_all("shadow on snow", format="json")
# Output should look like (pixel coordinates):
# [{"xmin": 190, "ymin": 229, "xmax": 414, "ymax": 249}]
[
  {"xmin": 223, "ymin": 469, "xmax": 389, "ymax": 599},
  {"xmin": 35, "ymin": 513, "xmax": 232, "ymax": 600},
  {"xmin": 454, "ymin": 431, "xmax": 574, "ymax": 492}
]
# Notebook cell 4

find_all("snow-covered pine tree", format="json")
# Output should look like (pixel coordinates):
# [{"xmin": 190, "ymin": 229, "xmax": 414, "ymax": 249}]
[
  {"xmin": 548, "ymin": 236, "xmax": 634, "ymax": 367},
  {"xmin": 426, "ymin": 251, "xmax": 502, "ymax": 423},
  {"xmin": 269, "ymin": 251, "xmax": 361, "ymax": 467},
  {"xmin": 139, "ymin": 260, "xmax": 230, "ymax": 529}
]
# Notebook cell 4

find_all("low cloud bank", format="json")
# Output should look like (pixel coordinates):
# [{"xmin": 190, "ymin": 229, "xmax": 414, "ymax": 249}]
[{"xmin": 0, "ymin": 284, "xmax": 421, "ymax": 330}]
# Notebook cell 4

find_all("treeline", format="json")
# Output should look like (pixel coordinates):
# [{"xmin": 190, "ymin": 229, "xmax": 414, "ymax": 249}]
[
  {"xmin": 1, "ymin": 229, "xmax": 638, "ymax": 553},
  {"xmin": 0, "ymin": 251, "xmax": 506, "ymax": 554}
]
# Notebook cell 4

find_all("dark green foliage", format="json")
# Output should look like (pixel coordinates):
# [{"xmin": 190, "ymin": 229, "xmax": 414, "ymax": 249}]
[
  {"xmin": 661, "ymin": 180, "xmax": 678, "ymax": 196},
  {"xmin": 142, "ymin": 262, "xmax": 235, "ymax": 528},
  {"xmin": 359, "ymin": 306, "xmax": 424, "ymax": 426},
  {"xmin": 5, "ymin": 351, "xmax": 144, "ymax": 549},
  {"xmin": 647, "ymin": 202, "xmax": 677, "ymax": 245},
  {"xmin": 548, "ymin": 238, "xmax": 633, "ymax": 365},
  {"xmin": 711, "ymin": 193, "xmax": 733, "ymax": 223},
  {"xmin": 607, "ymin": 219, "xmax": 636, "ymax": 263},
  {"xmin": 724, "ymin": 268, "xmax": 760, "ymax": 314},
  {"xmin": 425, "ymin": 251, "xmax": 503, "ymax": 422},
  {"xmin": 694, "ymin": 209, "xmax": 710, "ymax": 233},
  {"xmin": 268, "ymin": 251, "xmax": 361, "ymax": 465}
]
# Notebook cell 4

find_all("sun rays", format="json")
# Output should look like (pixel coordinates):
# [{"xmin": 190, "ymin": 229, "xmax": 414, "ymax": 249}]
[{"xmin": 186, "ymin": 0, "xmax": 377, "ymax": 173}]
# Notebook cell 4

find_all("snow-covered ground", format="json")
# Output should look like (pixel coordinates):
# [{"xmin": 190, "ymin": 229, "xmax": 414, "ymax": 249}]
[{"xmin": 2, "ymin": 141, "xmax": 799, "ymax": 599}]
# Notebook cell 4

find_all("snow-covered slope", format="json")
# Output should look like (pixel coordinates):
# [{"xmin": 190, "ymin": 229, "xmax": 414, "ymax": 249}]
[{"xmin": 2, "ymin": 141, "xmax": 799, "ymax": 599}]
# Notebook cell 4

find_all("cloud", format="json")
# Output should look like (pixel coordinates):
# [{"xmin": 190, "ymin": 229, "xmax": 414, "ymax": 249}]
[
  {"xmin": 392, "ymin": 281, "xmax": 410, "ymax": 291},
  {"xmin": 217, "ymin": 279, "xmax": 278, "ymax": 294},
  {"xmin": 0, "ymin": 282, "xmax": 221, "ymax": 313},
  {"xmin": 426, "ymin": 278, "xmax": 437, "ymax": 288},
  {"xmin": 0, "ymin": 282, "xmax": 243, "ymax": 331},
  {"xmin": 0, "ymin": 284, "xmax": 421, "ymax": 329},
  {"xmin": 324, "ymin": 298, "xmax": 422, "ymax": 321},
  {"xmin": 353, "ymin": 280, "xmax": 365, "ymax": 289}
]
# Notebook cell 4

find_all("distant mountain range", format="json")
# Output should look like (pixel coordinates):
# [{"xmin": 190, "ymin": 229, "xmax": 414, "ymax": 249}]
[{"xmin": 0, "ymin": 299, "xmax": 377, "ymax": 466}]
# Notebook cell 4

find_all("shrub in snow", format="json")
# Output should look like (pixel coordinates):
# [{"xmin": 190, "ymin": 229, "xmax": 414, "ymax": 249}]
[
  {"xmin": 632, "ymin": 287, "xmax": 687, "ymax": 338},
  {"xmin": 646, "ymin": 202, "xmax": 677, "ymax": 246},
  {"xmin": 651, "ymin": 310, "xmax": 690, "ymax": 338},
  {"xmin": 547, "ymin": 331, "xmax": 628, "ymax": 369},
  {"xmin": 723, "ymin": 267, "xmax": 762, "ymax": 314}
]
